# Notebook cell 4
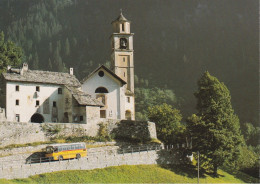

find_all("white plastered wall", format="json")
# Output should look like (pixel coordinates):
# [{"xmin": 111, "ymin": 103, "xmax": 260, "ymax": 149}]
[
  {"xmin": 6, "ymin": 82, "xmax": 64, "ymax": 122},
  {"xmin": 82, "ymin": 69, "xmax": 125, "ymax": 120}
]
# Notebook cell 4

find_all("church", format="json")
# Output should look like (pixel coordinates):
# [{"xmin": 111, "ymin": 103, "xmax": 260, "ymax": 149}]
[{"xmin": 0, "ymin": 12, "xmax": 135, "ymax": 123}]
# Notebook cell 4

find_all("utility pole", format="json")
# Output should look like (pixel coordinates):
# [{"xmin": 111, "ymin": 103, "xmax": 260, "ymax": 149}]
[{"xmin": 197, "ymin": 151, "xmax": 200, "ymax": 184}]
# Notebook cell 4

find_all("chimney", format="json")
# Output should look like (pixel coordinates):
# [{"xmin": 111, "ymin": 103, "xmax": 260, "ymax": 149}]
[
  {"xmin": 7, "ymin": 65, "xmax": 11, "ymax": 71},
  {"xmin": 70, "ymin": 68, "xmax": 73, "ymax": 75},
  {"xmin": 22, "ymin": 63, "xmax": 28, "ymax": 72},
  {"xmin": 20, "ymin": 63, "xmax": 28, "ymax": 75}
]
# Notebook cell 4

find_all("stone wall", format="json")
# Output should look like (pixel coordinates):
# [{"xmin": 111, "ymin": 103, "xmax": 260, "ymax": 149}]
[
  {"xmin": 0, "ymin": 146, "xmax": 175, "ymax": 179},
  {"xmin": 0, "ymin": 119, "xmax": 157, "ymax": 147}
]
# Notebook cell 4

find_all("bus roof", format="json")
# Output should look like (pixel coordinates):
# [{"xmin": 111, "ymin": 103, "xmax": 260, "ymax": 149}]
[{"xmin": 47, "ymin": 142, "xmax": 86, "ymax": 147}]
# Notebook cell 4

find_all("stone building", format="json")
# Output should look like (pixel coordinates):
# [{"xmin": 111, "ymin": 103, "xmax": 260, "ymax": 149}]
[{"xmin": 0, "ymin": 12, "xmax": 136, "ymax": 123}]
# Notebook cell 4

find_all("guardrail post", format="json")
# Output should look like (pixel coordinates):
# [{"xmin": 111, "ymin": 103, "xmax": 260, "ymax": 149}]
[{"xmin": 139, "ymin": 147, "xmax": 140, "ymax": 154}]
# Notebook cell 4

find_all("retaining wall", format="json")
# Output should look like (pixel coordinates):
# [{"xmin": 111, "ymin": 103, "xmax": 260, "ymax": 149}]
[
  {"xmin": 0, "ymin": 120, "xmax": 157, "ymax": 147},
  {"xmin": 0, "ymin": 146, "xmax": 175, "ymax": 179}
]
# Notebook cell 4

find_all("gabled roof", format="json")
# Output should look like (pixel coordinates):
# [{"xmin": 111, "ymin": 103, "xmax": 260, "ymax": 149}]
[
  {"xmin": 66, "ymin": 86, "xmax": 104, "ymax": 107},
  {"xmin": 81, "ymin": 65, "xmax": 126, "ymax": 85},
  {"xmin": 2, "ymin": 69, "xmax": 81, "ymax": 87}
]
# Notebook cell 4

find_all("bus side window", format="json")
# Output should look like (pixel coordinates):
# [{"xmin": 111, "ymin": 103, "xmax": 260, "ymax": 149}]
[{"xmin": 72, "ymin": 145, "xmax": 75, "ymax": 150}]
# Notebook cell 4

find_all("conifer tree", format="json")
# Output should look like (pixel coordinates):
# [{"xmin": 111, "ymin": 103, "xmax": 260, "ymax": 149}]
[
  {"xmin": 0, "ymin": 31, "xmax": 23, "ymax": 74},
  {"xmin": 187, "ymin": 71, "xmax": 242, "ymax": 175},
  {"xmin": 64, "ymin": 38, "xmax": 70, "ymax": 56}
]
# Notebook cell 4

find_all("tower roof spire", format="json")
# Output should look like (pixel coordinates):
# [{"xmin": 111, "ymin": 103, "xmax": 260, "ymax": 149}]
[{"xmin": 112, "ymin": 9, "xmax": 129, "ymax": 23}]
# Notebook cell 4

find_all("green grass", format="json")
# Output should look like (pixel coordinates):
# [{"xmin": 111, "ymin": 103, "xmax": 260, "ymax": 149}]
[{"xmin": 0, "ymin": 164, "xmax": 257, "ymax": 183}]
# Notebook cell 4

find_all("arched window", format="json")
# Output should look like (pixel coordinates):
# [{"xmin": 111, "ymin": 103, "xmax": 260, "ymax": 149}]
[
  {"xmin": 120, "ymin": 38, "xmax": 127, "ymax": 49},
  {"xmin": 95, "ymin": 87, "xmax": 108, "ymax": 93}
]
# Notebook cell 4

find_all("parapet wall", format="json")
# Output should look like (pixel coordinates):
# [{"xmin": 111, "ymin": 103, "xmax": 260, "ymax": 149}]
[{"xmin": 0, "ymin": 120, "xmax": 157, "ymax": 147}]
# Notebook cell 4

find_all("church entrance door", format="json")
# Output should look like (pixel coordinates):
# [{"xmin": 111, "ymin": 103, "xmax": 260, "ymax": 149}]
[{"xmin": 31, "ymin": 113, "xmax": 44, "ymax": 123}]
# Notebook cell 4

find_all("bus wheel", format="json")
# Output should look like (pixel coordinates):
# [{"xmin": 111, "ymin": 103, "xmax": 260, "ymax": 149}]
[
  {"xmin": 58, "ymin": 155, "xmax": 63, "ymax": 161},
  {"xmin": 76, "ymin": 154, "xmax": 81, "ymax": 159}
]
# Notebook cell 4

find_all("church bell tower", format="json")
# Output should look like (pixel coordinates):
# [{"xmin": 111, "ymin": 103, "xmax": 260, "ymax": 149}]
[{"xmin": 110, "ymin": 11, "xmax": 134, "ymax": 92}]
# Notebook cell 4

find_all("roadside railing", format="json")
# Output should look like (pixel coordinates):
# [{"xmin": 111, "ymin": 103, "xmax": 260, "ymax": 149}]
[{"xmin": 0, "ymin": 144, "xmax": 170, "ymax": 168}]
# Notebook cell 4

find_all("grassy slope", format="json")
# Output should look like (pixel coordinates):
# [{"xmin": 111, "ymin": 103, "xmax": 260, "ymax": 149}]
[{"xmin": 0, "ymin": 165, "xmax": 257, "ymax": 184}]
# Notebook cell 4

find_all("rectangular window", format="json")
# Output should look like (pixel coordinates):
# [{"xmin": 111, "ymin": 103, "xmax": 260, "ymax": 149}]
[
  {"xmin": 36, "ymin": 86, "xmax": 40, "ymax": 92},
  {"xmin": 16, "ymin": 99, "xmax": 19, "ymax": 106},
  {"xmin": 58, "ymin": 88, "xmax": 62, "ymax": 94},
  {"xmin": 15, "ymin": 85, "xmax": 19, "ymax": 91},
  {"xmin": 36, "ymin": 100, "xmax": 40, "ymax": 106},
  {"xmin": 53, "ymin": 101, "xmax": 56, "ymax": 107},
  {"xmin": 15, "ymin": 114, "xmax": 20, "ymax": 122},
  {"xmin": 100, "ymin": 110, "xmax": 106, "ymax": 118},
  {"xmin": 122, "ymin": 23, "xmax": 125, "ymax": 31},
  {"xmin": 80, "ymin": 116, "xmax": 83, "ymax": 121},
  {"xmin": 127, "ymin": 97, "xmax": 130, "ymax": 103}
]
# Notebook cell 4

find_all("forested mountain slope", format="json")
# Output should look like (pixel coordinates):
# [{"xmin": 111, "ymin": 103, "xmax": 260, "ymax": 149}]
[{"xmin": 0, "ymin": 0, "xmax": 258, "ymax": 126}]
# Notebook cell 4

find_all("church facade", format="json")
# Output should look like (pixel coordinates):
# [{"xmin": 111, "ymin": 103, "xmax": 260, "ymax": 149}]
[{"xmin": 0, "ymin": 12, "xmax": 135, "ymax": 123}]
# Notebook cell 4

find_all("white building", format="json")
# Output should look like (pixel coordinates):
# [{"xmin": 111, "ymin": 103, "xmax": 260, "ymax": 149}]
[
  {"xmin": 0, "ymin": 63, "xmax": 103, "ymax": 123},
  {"xmin": 0, "ymin": 12, "xmax": 136, "ymax": 123},
  {"xmin": 82, "ymin": 12, "xmax": 135, "ymax": 120}
]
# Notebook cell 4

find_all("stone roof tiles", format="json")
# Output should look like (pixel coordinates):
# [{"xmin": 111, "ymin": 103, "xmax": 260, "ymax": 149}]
[
  {"xmin": 66, "ymin": 86, "xmax": 104, "ymax": 107},
  {"xmin": 2, "ymin": 69, "xmax": 81, "ymax": 87}
]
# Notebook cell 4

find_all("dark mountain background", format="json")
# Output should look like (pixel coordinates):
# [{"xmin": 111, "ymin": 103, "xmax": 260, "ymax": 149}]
[{"xmin": 0, "ymin": 0, "xmax": 258, "ymax": 126}]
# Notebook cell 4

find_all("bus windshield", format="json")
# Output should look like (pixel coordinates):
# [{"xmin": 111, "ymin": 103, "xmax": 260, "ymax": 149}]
[
  {"xmin": 46, "ymin": 146, "xmax": 54, "ymax": 153},
  {"xmin": 46, "ymin": 146, "xmax": 58, "ymax": 153}
]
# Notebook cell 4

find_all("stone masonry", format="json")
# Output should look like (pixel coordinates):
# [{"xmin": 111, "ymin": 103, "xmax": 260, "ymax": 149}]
[
  {"xmin": 0, "ymin": 120, "xmax": 157, "ymax": 147},
  {"xmin": 0, "ymin": 145, "xmax": 176, "ymax": 179}
]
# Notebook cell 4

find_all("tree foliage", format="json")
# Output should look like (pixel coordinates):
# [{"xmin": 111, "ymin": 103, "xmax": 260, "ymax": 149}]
[
  {"xmin": 242, "ymin": 122, "xmax": 260, "ymax": 147},
  {"xmin": 187, "ymin": 71, "xmax": 243, "ymax": 175},
  {"xmin": 0, "ymin": 31, "xmax": 23, "ymax": 74},
  {"xmin": 135, "ymin": 87, "xmax": 178, "ymax": 120},
  {"xmin": 148, "ymin": 103, "xmax": 184, "ymax": 144}
]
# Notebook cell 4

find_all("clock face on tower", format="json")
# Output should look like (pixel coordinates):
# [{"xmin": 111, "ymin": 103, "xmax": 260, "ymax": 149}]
[{"xmin": 120, "ymin": 38, "xmax": 127, "ymax": 49}]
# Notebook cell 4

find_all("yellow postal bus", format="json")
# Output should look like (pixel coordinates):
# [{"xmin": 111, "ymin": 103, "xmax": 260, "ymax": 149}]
[{"xmin": 45, "ymin": 142, "xmax": 87, "ymax": 160}]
